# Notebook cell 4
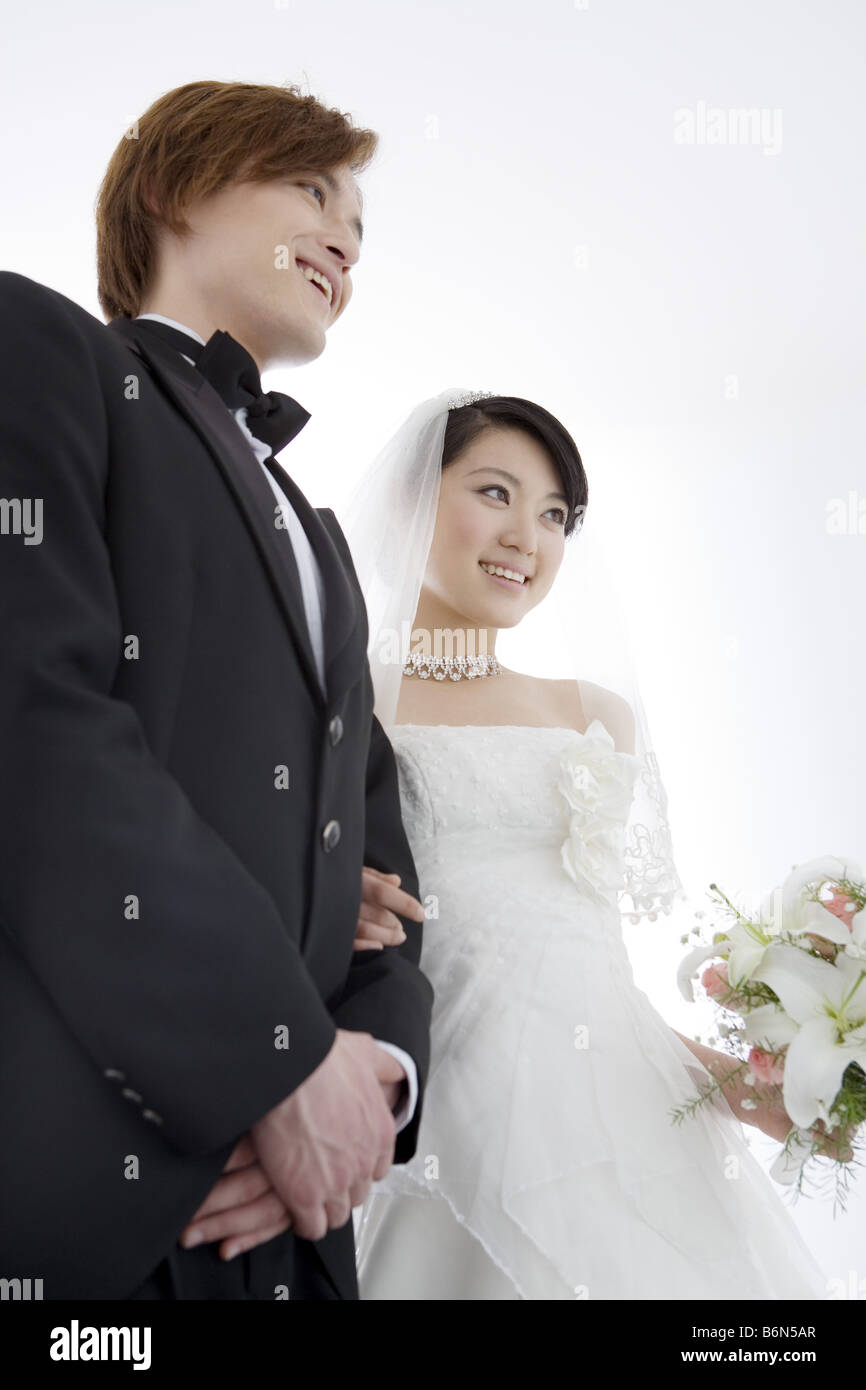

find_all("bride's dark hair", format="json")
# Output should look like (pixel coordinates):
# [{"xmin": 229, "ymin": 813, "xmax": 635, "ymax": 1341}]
[{"xmin": 442, "ymin": 397, "xmax": 588, "ymax": 539}]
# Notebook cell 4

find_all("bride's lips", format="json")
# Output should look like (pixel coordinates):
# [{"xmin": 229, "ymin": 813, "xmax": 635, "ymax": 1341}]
[{"xmin": 478, "ymin": 561, "xmax": 530, "ymax": 591}]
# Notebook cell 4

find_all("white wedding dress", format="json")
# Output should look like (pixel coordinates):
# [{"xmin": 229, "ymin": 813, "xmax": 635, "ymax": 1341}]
[{"xmin": 354, "ymin": 719, "xmax": 830, "ymax": 1300}]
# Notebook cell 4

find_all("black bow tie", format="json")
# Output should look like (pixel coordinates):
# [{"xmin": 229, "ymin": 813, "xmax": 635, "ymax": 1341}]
[{"xmin": 131, "ymin": 319, "xmax": 310, "ymax": 455}]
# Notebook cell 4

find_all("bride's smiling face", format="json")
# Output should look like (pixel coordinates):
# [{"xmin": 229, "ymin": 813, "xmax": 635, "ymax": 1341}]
[{"xmin": 423, "ymin": 426, "xmax": 569, "ymax": 626}]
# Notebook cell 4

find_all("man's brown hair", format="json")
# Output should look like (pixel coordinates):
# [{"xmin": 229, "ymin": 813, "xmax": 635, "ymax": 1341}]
[{"xmin": 95, "ymin": 80, "xmax": 378, "ymax": 321}]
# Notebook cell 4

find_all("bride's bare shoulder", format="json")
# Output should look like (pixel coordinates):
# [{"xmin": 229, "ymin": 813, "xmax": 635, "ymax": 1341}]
[{"xmin": 560, "ymin": 678, "xmax": 636, "ymax": 754}]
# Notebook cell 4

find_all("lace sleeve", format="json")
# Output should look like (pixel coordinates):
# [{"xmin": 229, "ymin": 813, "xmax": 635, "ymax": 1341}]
[{"xmin": 620, "ymin": 747, "xmax": 689, "ymax": 923}]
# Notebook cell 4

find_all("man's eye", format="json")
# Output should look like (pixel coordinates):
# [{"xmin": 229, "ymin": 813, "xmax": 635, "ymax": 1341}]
[
  {"xmin": 547, "ymin": 508, "xmax": 567, "ymax": 524},
  {"xmin": 302, "ymin": 183, "xmax": 325, "ymax": 204}
]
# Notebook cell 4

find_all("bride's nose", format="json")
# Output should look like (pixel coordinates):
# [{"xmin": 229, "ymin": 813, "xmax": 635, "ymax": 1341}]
[{"xmin": 499, "ymin": 517, "xmax": 537, "ymax": 557}]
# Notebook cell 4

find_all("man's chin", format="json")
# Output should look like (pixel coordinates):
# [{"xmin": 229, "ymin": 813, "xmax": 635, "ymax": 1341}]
[{"xmin": 262, "ymin": 324, "xmax": 326, "ymax": 371}]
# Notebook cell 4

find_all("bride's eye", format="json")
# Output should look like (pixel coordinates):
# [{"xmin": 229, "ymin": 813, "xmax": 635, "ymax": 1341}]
[
  {"xmin": 480, "ymin": 485, "xmax": 566, "ymax": 525},
  {"xmin": 300, "ymin": 182, "xmax": 325, "ymax": 205}
]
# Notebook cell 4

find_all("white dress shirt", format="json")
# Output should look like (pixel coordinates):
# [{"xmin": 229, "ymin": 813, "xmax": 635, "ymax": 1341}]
[{"xmin": 136, "ymin": 313, "xmax": 418, "ymax": 1133}]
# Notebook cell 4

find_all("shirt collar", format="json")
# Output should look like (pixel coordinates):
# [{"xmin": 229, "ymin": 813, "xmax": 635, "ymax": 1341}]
[
  {"xmin": 135, "ymin": 313, "xmax": 205, "ymax": 363},
  {"xmin": 132, "ymin": 314, "xmax": 305, "ymax": 463}
]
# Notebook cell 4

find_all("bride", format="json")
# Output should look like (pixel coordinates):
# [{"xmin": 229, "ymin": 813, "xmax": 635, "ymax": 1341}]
[{"xmin": 340, "ymin": 388, "xmax": 835, "ymax": 1300}]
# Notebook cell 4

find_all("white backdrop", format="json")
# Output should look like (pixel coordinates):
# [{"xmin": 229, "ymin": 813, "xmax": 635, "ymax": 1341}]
[{"xmin": 2, "ymin": 0, "xmax": 864, "ymax": 1292}]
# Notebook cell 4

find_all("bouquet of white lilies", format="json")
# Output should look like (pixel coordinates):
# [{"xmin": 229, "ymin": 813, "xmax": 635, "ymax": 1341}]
[{"xmin": 675, "ymin": 855, "xmax": 866, "ymax": 1201}]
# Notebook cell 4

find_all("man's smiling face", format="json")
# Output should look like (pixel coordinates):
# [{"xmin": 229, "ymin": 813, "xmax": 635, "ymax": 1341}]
[{"xmin": 143, "ymin": 161, "xmax": 365, "ymax": 370}]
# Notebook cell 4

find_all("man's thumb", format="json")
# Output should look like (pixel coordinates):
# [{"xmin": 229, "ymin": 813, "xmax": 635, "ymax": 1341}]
[{"xmin": 370, "ymin": 1044, "xmax": 406, "ymax": 1083}]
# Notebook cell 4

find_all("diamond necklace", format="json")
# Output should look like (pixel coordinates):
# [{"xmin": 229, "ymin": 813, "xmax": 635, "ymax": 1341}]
[{"xmin": 402, "ymin": 651, "xmax": 503, "ymax": 681}]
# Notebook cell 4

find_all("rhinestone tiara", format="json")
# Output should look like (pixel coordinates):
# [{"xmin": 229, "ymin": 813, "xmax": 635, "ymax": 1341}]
[{"xmin": 448, "ymin": 389, "xmax": 497, "ymax": 410}]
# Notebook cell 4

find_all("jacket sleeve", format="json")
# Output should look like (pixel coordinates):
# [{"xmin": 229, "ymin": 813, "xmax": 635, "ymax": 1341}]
[
  {"xmin": 0, "ymin": 272, "xmax": 338, "ymax": 1157},
  {"xmin": 328, "ymin": 683, "xmax": 434, "ymax": 1163}
]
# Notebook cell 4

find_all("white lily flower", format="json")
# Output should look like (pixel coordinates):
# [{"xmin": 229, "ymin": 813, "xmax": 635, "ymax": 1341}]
[
  {"xmin": 726, "ymin": 918, "xmax": 779, "ymax": 989},
  {"xmin": 675, "ymin": 905, "xmax": 790, "ymax": 1003},
  {"xmin": 844, "ymin": 907, "xmax": 866, "ymax": 959},
  {"xmin": 789, "ymin": 896, "xmax": 855, "ymax": 947},
  {"xmin": 780, "ymin": 856, "xmax": 864, "ymax": 913},
  {"xmin": 741, "ymin": 1003, "xmax": 800, "ymax": 1049},
  {"xmin": 751, "ymin": 945, "xmax": 866, "ymax": 1128},
  {"xmin": 757, "ymin": 861, "xmax": 860, "ymax": 947},
  {"xmin": 676, "ymin": 941, "xmax": 728, "ymax": 1001}
]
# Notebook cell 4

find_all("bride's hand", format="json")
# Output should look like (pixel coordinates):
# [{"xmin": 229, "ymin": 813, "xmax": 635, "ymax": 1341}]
[
  {"xmin": 674, "ymin": 1030, "xmax": 854, "ymax": 1161},
  {"xmin": 711, "ymin": 1060, "xmax": 854, "ymax": 1162},
  {"xmin": 353, "ymin": 865, "xmax": 425, "ymax": 951},
  {"xmin": 745, "ymin": 1085, "xmax": 854, "ymax": 1161},
  {"xmin": 179, "ymin": 1135, "xmax": 292, "ymax": 1263},
  {"xmin": 806, "ymin": 1116, "xmax": 855, "ymax": 1163}
]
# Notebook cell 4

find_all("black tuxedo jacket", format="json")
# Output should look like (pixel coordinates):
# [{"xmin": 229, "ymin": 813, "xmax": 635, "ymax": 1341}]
[{"xmin": 0, "ymin": 272, "xmax": 433, "ymax": 1300}]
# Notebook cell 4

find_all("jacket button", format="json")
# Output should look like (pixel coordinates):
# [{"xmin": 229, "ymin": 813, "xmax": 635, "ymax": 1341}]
[
  {"xmin": 328, "ymin": 715, "xmax": 343, "ymax": 746},
  {"xmin": 322, "ymin": 819, "xmax": 341, "ymax": 852},
  {"xmin": 104, "ymin": 1068, "xmax": 125, "ymax": 1082},
  {"xmin": 142, "ymin": 1109, "xmax": 164, "ymax": 1126},
  {"xmin": 121, "ymin": 1087, "xmax": 143, "ymax": 1104}
]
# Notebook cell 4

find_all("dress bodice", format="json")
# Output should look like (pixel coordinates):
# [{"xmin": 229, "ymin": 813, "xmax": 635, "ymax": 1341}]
[{"xmin": 389, "ymin": 718, "xmax": 642, "ymax": 905}]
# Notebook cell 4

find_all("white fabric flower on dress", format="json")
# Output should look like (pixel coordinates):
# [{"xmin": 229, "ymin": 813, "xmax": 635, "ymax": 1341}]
[{"xmin": 556, "ymin": 719, "xmax": 641, "ymax": 898}]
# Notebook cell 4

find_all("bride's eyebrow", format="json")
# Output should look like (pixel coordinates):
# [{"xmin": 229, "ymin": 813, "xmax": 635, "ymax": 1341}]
[{"xmin": 464, "ymin": 466, "xmax": 567, "ymax": 505}]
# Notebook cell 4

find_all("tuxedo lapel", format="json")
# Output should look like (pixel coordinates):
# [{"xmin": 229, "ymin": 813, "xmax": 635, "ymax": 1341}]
[{"xmin": 107, "ymin": 318, "xmax": 327, "ymax": 708}]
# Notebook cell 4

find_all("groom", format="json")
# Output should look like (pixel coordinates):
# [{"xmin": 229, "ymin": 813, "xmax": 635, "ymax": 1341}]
[{"xmin": 0, "ymin": 80, "xmax": 433, "ymax": 1300}]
